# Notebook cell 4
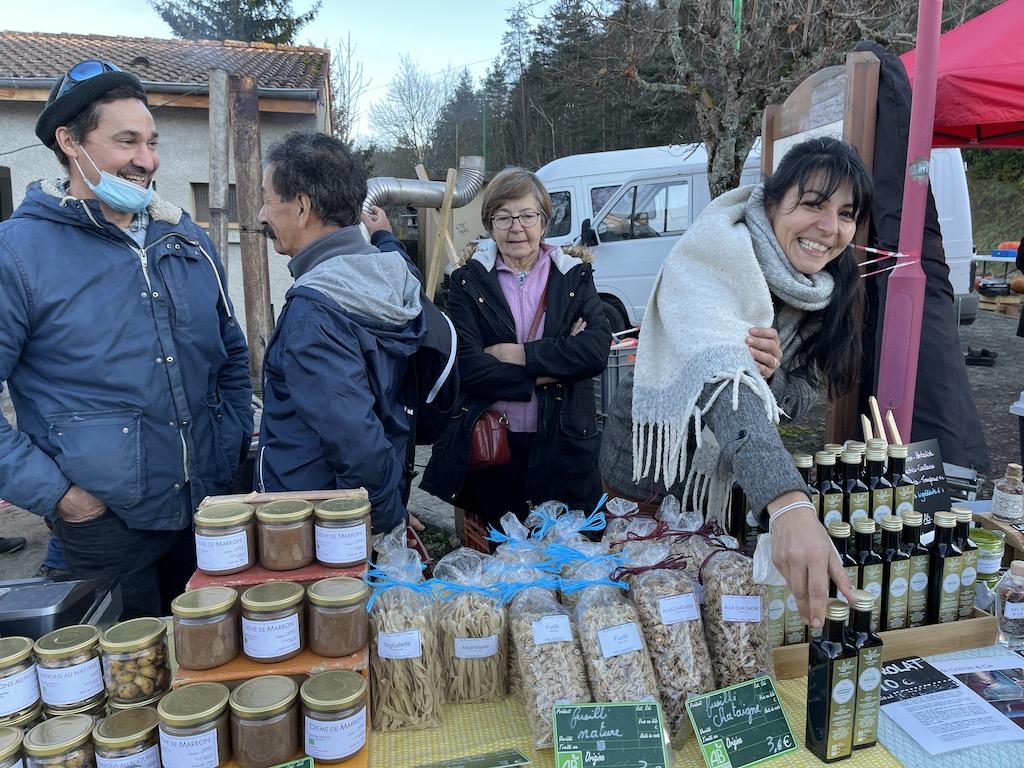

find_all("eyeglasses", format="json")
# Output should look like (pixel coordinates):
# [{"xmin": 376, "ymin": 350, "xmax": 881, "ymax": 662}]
[
  {"xmin": 56, "ymin": 60, "xmax": 122, "ymax": 100},
  {"xmin": 491, "ymin": 211, "xmax": 543, "ymax": 231}
]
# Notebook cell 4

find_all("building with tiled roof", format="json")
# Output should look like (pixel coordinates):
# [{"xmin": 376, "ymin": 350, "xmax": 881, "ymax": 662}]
[{"xmin": 0, "ymin": 31, "xmax": 333, "ymax": 318}]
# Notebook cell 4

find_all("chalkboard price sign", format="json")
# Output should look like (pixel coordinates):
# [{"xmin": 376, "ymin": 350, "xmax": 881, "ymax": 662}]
[
  {"xmin": 552, "ymin": 702, "xmax": 669, "ymax": 768},
  {"xmin": 686, "ymin": 677, "xmax": 797, "ymax": 768},
  {"xmin": 904, "ymin": 439, "xmax": 949, "ymax": 533}
]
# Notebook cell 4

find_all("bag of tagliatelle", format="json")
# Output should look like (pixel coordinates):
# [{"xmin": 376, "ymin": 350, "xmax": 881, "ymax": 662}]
[{"xmin": 367, "ymin": 524, "xmax": 443, "ymax": 731}]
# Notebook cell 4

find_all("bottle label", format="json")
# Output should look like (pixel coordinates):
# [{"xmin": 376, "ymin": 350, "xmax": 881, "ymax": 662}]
[
  {"xmin": 784, "ymin": 591, "xmax": 806, "ymax": 645},
  {"xmin": 871, "ymin": 489, "xmax": 894, "ymax": 524},
  {"xmin": 194, "ymin": 529, "xmax": 249, "ymax": 572},
  {"xmin": 658, "ymin": 593, "xmax": 700, "ymax": 626},
  {"xmin": 767, "ymin": 586, "xmax": 786, "ymax": 647},
  {"xmin": 377, "ymin": 629, "xmax": 423, "ymax": 659},
  {"xmin": 837, "ymin": 565, "xmax": 859, "ymax": 603},
  {"xmin": 959, "ymin": 549, "xmax": 979, "ymax": 619},
  {"xmin": 826, "ymin": 657, "xmax": 858, "ymax": 760},
  {"xmin": 894, "ymin": 485, "xmax": 915, "ymax": 516},
  {"xmin": 1005, "ymin": 602, "xmax": 1024, "ymax": 620},
  {"xmin": 97, "ymin": 744, "xmax": 160, "ymax": 768},
  {"xmin": 304, "ymin": 708, "xmax": 367, "ymax": 761},
  {"xmin": 861, "ymin": 564, "xmax": 884, "ymax": 631},
  {"xmin": 853, "ymin": 646, "xmax": 884, "ymax": 747},
  {"xmin": 809, "ymin": 491, "xmax": 821, "ymax": 520},
  {"xmin": 824, "ymin": 493, "xmax": 844, "ymax": 527},
  {"xmin": 939, "ymin": 557, "xmax": 963, "ymax": 623},
  {"xmin": 992, "ymin": 487, "xmax": 1024, "ymax": 521},
  {"xmin": 532, "ymin": 615, "xmax": 572, "ymax": 645},
  {"xmin": 36, "ymin": 656, "xmax": 103, "ymax": 707},
  {"xmin": 159, "ymin": 726, "xmax": 218, "ymax": 768},
  {"xmin": 242, "ymin": 613, "xmax": 301, "ymax": 660},
  {"xmin": 315, "ymin": 523, "xmax": 367, "ymax": 565},
  {"xmin": 0, "ymin": 662, "xmax": 40, "ymax": 717},
  {"xmin": 978, "ymin": 553, "xmax": 1003, "ymax": 575},
  {"xmin": 886, "ymin": 560, "xmax": 910, "ymax": 630},
  {"xmin": 454, "ymin": 635, "xmax": 498, "ymax": 659},
  {"xmin": 848, "ymin": 492, "xmax": 869, "ymax": 525},
  {"xmin": 597, "ymin": 622, "xmax": 644, "ymax": 658},
  {"xmin": 908, "ymin": 554, "xmax": 930, "ymax": 626}
]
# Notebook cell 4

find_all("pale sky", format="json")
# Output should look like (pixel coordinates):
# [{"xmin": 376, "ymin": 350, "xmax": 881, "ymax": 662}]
[{"xmin": 4, "ymin": 0, "xmax": 549, "ymax": 139}]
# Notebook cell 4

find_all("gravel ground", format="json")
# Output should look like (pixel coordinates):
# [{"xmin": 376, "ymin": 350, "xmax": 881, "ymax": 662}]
[{"xmin": 2, "ymin": 309, "xmax": 1020, "ymax": 575}]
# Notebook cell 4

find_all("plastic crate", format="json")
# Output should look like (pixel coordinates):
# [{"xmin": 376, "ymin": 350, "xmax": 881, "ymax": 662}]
[{"xmin": 595, "ymin": 343, "xmax": 637, "ymax": 423}]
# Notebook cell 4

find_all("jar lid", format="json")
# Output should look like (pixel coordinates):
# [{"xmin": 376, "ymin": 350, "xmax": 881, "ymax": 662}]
[
  {"xmin": 34, "ymin": 624, "xmax": 100, "ymax": 660},
  {"xmin": 880, "ymin": 514, "xmax": 903, "ymax": 532},
  {"xmin": 0, "ymin": 636, "xmax": 34, "ymax": 668},
  {"xmin": 827, "ymin": 521, "xmax": 851, "ymax": 539},
  {"xmin": 853, "ymin": 518, "xmax": 875, "ymax": 534},
  {"xmin": 792, "ymin": 453, "xmax": 813, "ymax": 469},
  {"xmin": 300, "ymin": 670, "xmax": 367, "ymax": 712},
  {"xmin": 194, "ymin": 502, "xmax": 253, "ymax": 528},
  {"xmin": 850, "ymin": 589, "xmax": 877, "ymax": 612},
  {"xmin": 3, "ymin": 701, "xmax": 43, "ymax": 729},
  {"xmin": 314, "ymin": 497, "xmax": 371, "ymax": 521},
  {"xmin": 814, "ymin": 451, "xmax": 836, "ymax": 465},
  {"xmin": 107, "ymin": 692, "xmax": 166, "ymax": 712},
  {"xmin": 951, "ymin": 506, "xmax": 972, "ymax": 524},
  {"xmin": 308, "ymin": 576, "xmax": 369, "ymax": 607},
  {"xmin": 825, "ymin": 599, "xmax": 850, "ymax": 622},
  {"xmin": 46, "ymin": 697, "xmax": 107, "ymax": 719},
  {"xmin": 229, "ymin": 675, "xmax": 298, "ymax": 719},
  {"xmin": 0, "ymin": 726, "xmax": 23, "ymax": 762},
  {"xmin": 171, "ymin": 586, "xmax": 238, "ymax": 619},
  {"xmin": 24, "ymin": 714, "xmax": 94, "ymax": 757},
  {"xmin": 157, "ymin": 682, "xmax": 229, "ymax": 729},
  {"xmin": 241, "ymin": 581, "xmax": 304, "ymax": 612},
  {"xmin": 888, "ymin": 444, "xmax": 908, "ymax": 459},
  {"xmin": 100, "ymin": 617, "xmax": 166, "ymax": 654},
  {"xmin": 256, "ymin": 499, "xmax": 314, "ymax": 524},
  {"xmin": 900, "ymin": 510, "xmax": 923, "ymax": 526},
  {"xmin": 93, "ymin": 706, "xmax": 159, "ymax": 750},
  {"xmin": 935, "ymin": 511, "xmax": 957, "ymax": 528}
]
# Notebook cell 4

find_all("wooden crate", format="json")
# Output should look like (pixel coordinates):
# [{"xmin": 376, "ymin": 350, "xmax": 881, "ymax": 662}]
[{"xmin": 771, "ymin": 608, "xmax": 996, "ymax": 679}]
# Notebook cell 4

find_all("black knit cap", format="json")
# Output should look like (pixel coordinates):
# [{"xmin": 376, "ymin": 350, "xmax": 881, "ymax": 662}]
[{"xmin": 35, "ymin": 69, "xmax": 147, "ymax": 150}]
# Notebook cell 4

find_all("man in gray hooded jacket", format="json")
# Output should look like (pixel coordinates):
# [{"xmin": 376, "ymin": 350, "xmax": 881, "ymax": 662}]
[{"xmin": 255, "ymin": 132, "xmax": 425, "ymax": 532}]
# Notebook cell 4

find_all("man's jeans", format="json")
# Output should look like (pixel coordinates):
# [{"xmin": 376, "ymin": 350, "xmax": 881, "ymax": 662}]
[{"xmin": 53, "ymin": 510, "xmax": 195, "ymax": 619}]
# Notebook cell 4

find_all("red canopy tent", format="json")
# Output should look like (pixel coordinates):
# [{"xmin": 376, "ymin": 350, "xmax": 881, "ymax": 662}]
[{"xmin": 901, "ymin": 0, "xmax": 1024, "ymax": 147}]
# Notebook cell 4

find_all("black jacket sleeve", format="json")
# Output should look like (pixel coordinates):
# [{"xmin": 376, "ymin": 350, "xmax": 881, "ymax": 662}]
[
  {"xmin": 447, "ymin": 275, "xmax": 536, "ymax": 402},
  {"xmin": 524, "ymin": 269, "xmax": 611, "ymax": 381}
]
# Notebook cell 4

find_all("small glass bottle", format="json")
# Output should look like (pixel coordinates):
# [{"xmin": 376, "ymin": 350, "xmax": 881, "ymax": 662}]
[
  {"xmin": 879, "ymin": 515, "xmax": 910, "ymax": 631},
  {"xmin": 827, "ymin": 522, "xmax": 858, "ymax": 600},
  {"xmin": 996, "ymin": 561, "xmax": 1024, "ymax": 649},
  {"xmin": 805, "ymin": 599, "xmax": 858, "ymax": 763},
  {"xmin": 953, "ymin": 506, "xmax": 979, "ymax": 620},
  {"xmin": 900, "ymin": 510, "xmax": 930, "ymax": 628},
  {"xmin": 845, "ymin": 589, "xmax": 883, "ymax": 751},
  {"xmin": 866, "ymin": 446, "xmax": 894, "ymax": 551},
  {"xmin": 927, "ymin": 511, "xmax": 963, "ymax": 625},
  {"xmin": 816, "ymin": 451, "xmax": 843, "ymax": 528},
  {"xmin": 887, "ymin": 444, "xmax": 916, "ymax": 517},
  {"xmin": 993, "ymin": 463, "xmax": 1024, "ymax": 522},
  {"xmin": 853, "ymin": 518, "xmax": 883, "ymax": 632},
  {"xmin": 842, "ymin": 451, "xmax": 870, "ymax": 531}
]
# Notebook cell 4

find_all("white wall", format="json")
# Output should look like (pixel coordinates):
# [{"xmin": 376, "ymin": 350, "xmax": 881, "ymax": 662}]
[{"xmin": 0, "ymin": 100, "xmax": 319, "ymax": 335}]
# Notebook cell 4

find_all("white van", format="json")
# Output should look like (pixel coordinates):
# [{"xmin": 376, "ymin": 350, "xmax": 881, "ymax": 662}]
[{"xmin": 536, "ymin": 144, "xmax": 975, "ymax": 330}]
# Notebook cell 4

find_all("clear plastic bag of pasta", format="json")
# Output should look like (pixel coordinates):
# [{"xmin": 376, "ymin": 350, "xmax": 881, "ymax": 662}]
[
  {"xmin": 489, "ymin": 512, "xmax": 545, "ymax": 565},
  {"xmin": 700, "ymin": 549, "xmax": 774, "ymax": 688},
  {"xmin": 367, "ymin": 523, "xmax": 443, "ymax": 731},
  {"xmin": 546, "ymin": 542, "xmax": 620, "ymax": 612},
  {"xmin": 569, "ymin": 577, "xmax": 661, "ymax": 707},
  {"xmin": 530, "ymin": 494, "xmax": 608, "ymax": 544},
  {"xmin": 606, "ymin": 513, "xmax": 662, "ymax": 554},
  {"xmin": 433, "ymin": 548, "xmax": 506, "ymax": 704},
  {"xmin": 507, "ymin": 571, "xmax": 591, "ymax": 748},
  {"xmin": 618, "ymin": 541, "xmax": 717, "ymax": 738},
  {"xmin": 601, "ymin": 497, "xmax": 647, "ymax": 545}
]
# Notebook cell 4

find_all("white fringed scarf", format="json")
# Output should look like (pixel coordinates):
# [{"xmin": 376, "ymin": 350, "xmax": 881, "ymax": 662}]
[{"xmin": 631, "ymin": 184, "xmax": 834, "ymax": 523}]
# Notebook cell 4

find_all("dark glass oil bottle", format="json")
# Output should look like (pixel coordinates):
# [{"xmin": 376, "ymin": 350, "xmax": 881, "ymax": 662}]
[
  {"xmin": 794, "ymin": 452, "xmax": 819, "ymax": 520},
  {"xmin": 853, "ymin": 518, "xmax": 883, "ymax": 632},
  {"xmin": 846, "ymin": 589, "xmax": 884, "ymax": 750},
  {"xmin": 866, "ymin": 446, "xmax": 894, "ymax": 551},
  {"xmin": 806, "ymin": 599, "xmax": 858, "ymax": 763},
  {"xmin": 901, "ymin": 510, "xmax": 931, "ymax": 628},
  {"xmin": 816, "ymin": 451, "xmax": 843, "ymax": 528},
  {"xmin": 879, "ymin": 515, "xmax": 910, "ymax": 631},
  {"xmin": 887, "ymin": 444, "xmax": 917, "ymax": 518},
  {"xmin": 828, "ymin": 521, "xmax": 858, "ymax": 600},
  {"xmin": 927, "ymin": 511, "xmax": 963, "ymax": 625},
  {"xmin": 954, "ymin": 506, "xmax": 979, "ymax": 620},
  {"xmin": 842, "ymin": 451, "xmax": 870, "ymax": 531}
]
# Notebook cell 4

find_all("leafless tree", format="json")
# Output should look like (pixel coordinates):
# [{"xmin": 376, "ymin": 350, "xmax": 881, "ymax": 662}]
[
  {"xmin": 330, "ymin": 33, "xmax": 370, "ymax": 146},
  {"xmin": 369, "ymin": 55, "xmax": 456, "ymax": 164},
  {"xmin": 604, "ymin": 0, "xmax": 1000, "ymax": 196}
]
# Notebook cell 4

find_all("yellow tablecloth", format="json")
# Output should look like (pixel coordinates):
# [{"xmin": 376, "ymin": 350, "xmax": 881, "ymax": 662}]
[{"xmin": 369, "ymin": 678, "xmax": 902, "ymax": 767}]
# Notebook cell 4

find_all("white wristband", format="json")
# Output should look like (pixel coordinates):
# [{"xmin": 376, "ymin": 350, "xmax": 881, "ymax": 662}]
[{"xmin": 768, "ymin": 500, "xmax": 816, "ymax": 533}]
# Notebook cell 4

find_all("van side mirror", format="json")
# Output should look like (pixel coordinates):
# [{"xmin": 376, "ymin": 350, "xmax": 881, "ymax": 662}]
[{"xmin": 580, "ymin": 218, "xmax": 598, "ymax": 247}]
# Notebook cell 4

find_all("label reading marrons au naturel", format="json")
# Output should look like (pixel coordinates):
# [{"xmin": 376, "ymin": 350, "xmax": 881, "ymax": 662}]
[
  {"xmin": 853, "ymin": 646, "xmax": 883, "ymax": 748},
  {"xmin": 827, "ymin": 657, "xmax": 858, "ymax": 760},
  {"xmin": 907, "ymin": 555, "xmax": 929, "ymax": 625},
  {"xmin": 0, "ymin": 662, "xmax": 40, "ymax": 717},
  {"xmin": 36, "ymin": 657, "xmax": 103, "ymax": 707},
  {"xmin": 96, "ymin": 743, "xmax": 160, "ymax": 768},
  {"xmin": 939, "ymin": 557, "xmax": 963, "ymax": 623},
  {"xmin": 959, "ymin": 549, "xmax": 979, "ymax": 619}
]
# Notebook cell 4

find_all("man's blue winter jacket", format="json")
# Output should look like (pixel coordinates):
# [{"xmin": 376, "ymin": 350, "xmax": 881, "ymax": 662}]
[{"xmin": 0, "ymin": 179, "xmax": 252, "ymax": 529}]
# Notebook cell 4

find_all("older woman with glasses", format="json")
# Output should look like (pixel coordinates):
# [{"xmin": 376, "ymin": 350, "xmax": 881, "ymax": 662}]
[{"xmin": 421, "ymin": 167, "xmax": 612, "ymax": 529}]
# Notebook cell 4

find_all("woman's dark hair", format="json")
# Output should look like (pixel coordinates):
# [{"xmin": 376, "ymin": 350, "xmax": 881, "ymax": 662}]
[{"xmin": 763, "ymin": 136, "xmax": 874, "ymax": 397}]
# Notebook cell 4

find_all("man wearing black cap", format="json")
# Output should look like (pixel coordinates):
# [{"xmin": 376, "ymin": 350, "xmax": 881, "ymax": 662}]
[{"xmin": 0, "ymin": 61, "xmax": 253, "ymax": 618}]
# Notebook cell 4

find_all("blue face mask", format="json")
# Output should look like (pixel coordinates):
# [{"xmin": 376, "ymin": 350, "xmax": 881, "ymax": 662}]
[{"xmin": 73, "ymin": 145, "xmax": 154, "ymax": 214}]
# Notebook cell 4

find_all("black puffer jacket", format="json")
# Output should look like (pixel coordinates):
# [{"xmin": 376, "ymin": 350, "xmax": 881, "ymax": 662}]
[{"xmin": 420, "ymin": 245, "xmax": 611, "ymax": 506}]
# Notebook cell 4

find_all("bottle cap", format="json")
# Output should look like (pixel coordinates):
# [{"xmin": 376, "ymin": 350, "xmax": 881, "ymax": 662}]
[
  {"xmin": 1010, "ymin": 561, "xmax": 1024, "ymax": 577},
  {"xmin": 853, "ymin": 518, "xmax": 876, "ymax": 535},
  {"xmin": 866, "ymin": 437, "xmax": 888, "ymax": 451},
  {"xmin": 824, "ymin": 443, "xmax": 844, "ymax": 456},
  {"xmin": 1008, "ymin": 463, "xmax": 1022, "ymax": 479},
  {"xmin": 888, "ymin": 444, "xmax": 908, "ymax": 459},
  {"xmin": 792, "ymin": 453, "xmax": 813, "ymax": 469},
  {"xmin": 841, "ymin": 450, "xmax": 861, "ymax": 464},
  {"xmin": 827, "ymin": 521, "xmax": 851, "ymax": 539},
  {"xmin": 866, "ymin": 447, "xmax": 888, "ymax": 462},
  {"xmin": 952, "ymin": 506, "xmax": 972, "ymax": 524},
  {"xmin": 846, "ymin": 441, "xmax": 867, "ymax": 455},
  {"xmin": 850, "ymin": 589, "xmax": 877, "ymax": 613},
  {"xmin": 880, "ymin": 514, "xmax": 903, "ymax": 532},
  {"xmin": 901, "ymin": 510, "xmax": 922, "ymax": 526},
  {"xmin": 815, "ymin": 451, "xmax": 836, "ymax": 466},
  {"xmin": 934, "ymin": 511, "xmax": 957, "ymax": 528},
  {"xmin": 826, "ymin": 599, "xmax": 850, "ymax": 622}
]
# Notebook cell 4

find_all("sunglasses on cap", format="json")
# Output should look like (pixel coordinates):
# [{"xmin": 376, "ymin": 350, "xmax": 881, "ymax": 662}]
[{"xmin": 55, "ymin": 60, "xmax": 122, "ymax": 100}]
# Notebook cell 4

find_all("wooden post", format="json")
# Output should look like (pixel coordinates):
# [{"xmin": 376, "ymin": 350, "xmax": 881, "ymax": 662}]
[
  {"xmin": 425, "ymin": 168, "xmax": 458, "ymax": 301},
  {"xmin": 414, "ymin": 164, "xmax": 459, "ymax": 267},
  {"xmin": 230, "ymin": 75, "xmax": 273, "ymax": 394},
  {"xmin": 208, "ymin": 68, "xmax": 230, "ymax": 283}
]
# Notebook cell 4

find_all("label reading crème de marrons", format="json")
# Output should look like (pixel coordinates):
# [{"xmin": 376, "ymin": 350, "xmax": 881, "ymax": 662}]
[
  {"xmin": 305, "ymin": 707, "xmax": 367, "ymax": 760},
  {"xmin": 159, "ymin": 726, "xmax": 218, "ymax": 768},
  {"xmin": 194, "ymin": 529, "xmax": 249, "ymax": 572},
  {"xmin": 314, "ymin": 523, "xmax": 367, "ymax": 565},
  {"xmin": 242, "ymin": 613, "xmax": 301, "ymax": 659}
]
